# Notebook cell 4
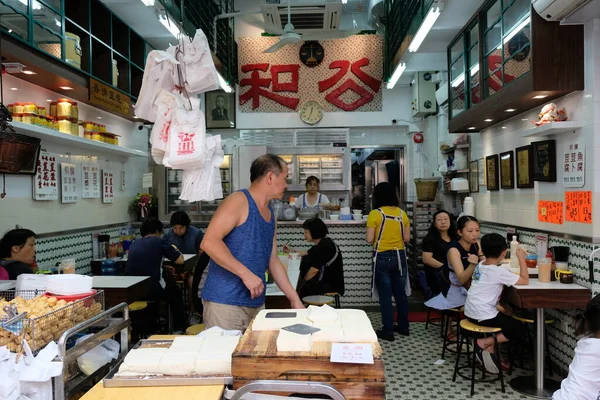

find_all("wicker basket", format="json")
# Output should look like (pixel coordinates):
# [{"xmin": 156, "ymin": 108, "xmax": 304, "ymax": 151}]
[
  {"xmin": 414, "ymin": 178, "xmax": 439, "ymax": 201},
  {"xmin": 0, "ymin": 130, "xmax": 41, "ymax": 173}
]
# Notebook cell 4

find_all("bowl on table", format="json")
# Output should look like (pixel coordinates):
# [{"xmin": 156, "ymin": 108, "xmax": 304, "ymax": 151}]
[
  {"xmin": 340, "ymin": 214, "xmax": 352, "ymax": 221},
  {"xmin": 298, "ymin": 210, "xmax": 319, "ymax": 220},
  {"xmin": 352, "ymin": 209, "xmax": 363, "ymax": 215},
  {"xmin": 352, "ymin": 214, "xmax": 363, "ymax": 220},
  {"xmin": 330, "ymin": 215, "xmax": 340, "ymax": 221}
]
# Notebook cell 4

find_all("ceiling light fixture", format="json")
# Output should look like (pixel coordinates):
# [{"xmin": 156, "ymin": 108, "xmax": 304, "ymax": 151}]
[
  {"xmin": 10, "ymin": 88, "xmax": 18, "ymax": 91},
  {"xmin": 408, "ymin": 2, "xmax": 444, "ymax": 52},
  {"xmin": 484, "ymin": 119, "xmax": 493, "ymax": 122},
  {"xmin": 468, "ymin": 127, "xmax": 476, "ymax": 130},
  {"xmin": 341, "ymin": 0, "xmax": 347, "ymax": 3},
  {"xmin": 502, "ymin": 126, "xmax": 507, "ymax": 129},
  {"xmin": 386, "ymin": 62, "xmax": 407, "ymax": 89},
  {"xmin": 59, "ymin": 86, "xmax": 74, "ymax": 90},
  {"xmin": 7, "ymin": 29, "xmax": 12, "ymax": 33},
  {"xmin": 157, "ymin": 13, "xmax": 180, "ymax": 38},
  {"xmin": 533, "ymin": 95, "xmax": 548, "ymax": 99},
  {"xmin": 22, "ymin": 70, "xmax": 36, "ymax": 75},
  {"xmin": 46, "ymin": 99, "xmax": 52, "ymax": 102},
  {"xmin": 140, "ymin": 0, "xmax": 154, "ymax": 5},
  {"xmin": 217, "ymin": 72, "xmax": 233, "ymax": 93},
  {"xmin": 505, "ymin": 108, "xmax": 516, "ymax": 112},
  {"xmin": 97, "ymin": 117, "xmax": 102, "ymax": 119}
]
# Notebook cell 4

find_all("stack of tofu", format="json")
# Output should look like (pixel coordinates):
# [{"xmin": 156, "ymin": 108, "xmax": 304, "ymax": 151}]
[{"xmin": 117, "ymin": 335, "xmax": 240, "ymax": 376}]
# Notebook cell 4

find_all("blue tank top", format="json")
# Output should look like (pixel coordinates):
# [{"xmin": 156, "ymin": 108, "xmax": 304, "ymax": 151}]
[{"xmin": 202, "ymin": 189, "xmax": 276, "ymax": 307}]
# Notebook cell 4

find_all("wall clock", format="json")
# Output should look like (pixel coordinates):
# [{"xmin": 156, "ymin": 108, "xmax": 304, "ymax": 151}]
[
  {"xmin": 299, "ymin": 41, "xmax": 324, "ymax": 67},
  {"xmin": 508, "ymin": 31, "xmax": 530, "ymax": 62},
  {"xmin": 299, "ymin": 100, "xmax": 324, "ymax": 125}
]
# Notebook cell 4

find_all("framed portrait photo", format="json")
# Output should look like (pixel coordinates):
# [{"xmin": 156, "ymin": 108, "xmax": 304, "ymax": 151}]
[
  {"xmin": 206, "ymin": 89, "xmax": 236, "ymax": 129},
  {"xmin": 477, "ymin": 158, "xmax": 486, "ymax": 186},
  {"xmin": 469, "ymin": 160, "xmax": 479, "ymax": 193},
  {"xmin": 500, "ymin": 151, "xmax": 514, "ymax": 189},
  {"xmin": 532, "ymin": 140, "xmax": 557, "ymax": 182},
  {"xmin": 485, "ymin": 154, "xmax": 499, "ymax": 191},
  {"xmin": 516, "ymin": 145, "xmax": 534, "ymax": 188}
]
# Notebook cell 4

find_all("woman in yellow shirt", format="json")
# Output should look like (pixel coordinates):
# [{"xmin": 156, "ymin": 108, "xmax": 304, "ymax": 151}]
[{"xmin": 366, "ymin": 182, "xmax": 411, "ymax": 341}]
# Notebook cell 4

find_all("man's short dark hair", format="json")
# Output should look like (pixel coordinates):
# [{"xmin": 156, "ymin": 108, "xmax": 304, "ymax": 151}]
[
  {"xmin": 140, "ymin": 217, "xmax": 164, "ymax": 237},
  {"xmin": 170, "ymin": 211, "xmax": 191, "ymax": 227},
  {"xmin": 302, "ymin": 218, "xmax": 329, "ymax": 239},
  {"xmin": 250, "ymin": 154, "xmax": 285, "ymax": 183},
  {"xmin": 216, "ymin": 95, "xmax": 225, "ymax": 103},
  {"xmin": 480, "ymin": 233, "xmax": 508, "ymax": 259}
]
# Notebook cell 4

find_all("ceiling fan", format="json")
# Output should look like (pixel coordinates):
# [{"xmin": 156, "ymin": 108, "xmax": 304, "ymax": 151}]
[{"xmin": 262, "ymin": 1, "xmax": 360, "ymax": 53}]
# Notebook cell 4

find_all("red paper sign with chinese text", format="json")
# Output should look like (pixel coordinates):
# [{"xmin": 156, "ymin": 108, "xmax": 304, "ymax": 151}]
[
  {"xmin": 538, "ymin": 201, "xmax": 564, "ymax": 224},
  {"xmin": 565, "ymin": 191, "xmax": 592, "ymax": 224}
]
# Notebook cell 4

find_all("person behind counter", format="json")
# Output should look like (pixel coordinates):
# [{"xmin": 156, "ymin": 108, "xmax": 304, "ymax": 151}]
[
  {"xmin": 421, "ymin": 210, "xmax": 457, "ymax": 298},
  {"xmin": 366, "ymin": 182, "xmax": 411, "ymax": 342},
  {"xmin": 295, "ymin": 176, "xmax": 330, "ymax": 210},
  {"xmin": 283, "ymin": 218, "xmax": 344, "ymax": 299},
  {"xmin": 125, "ymin": 217, "xmax": 187, "ymax": 332},
  {"xmin": 164, "ymin": 211, "xmax": 204, "ymax": 254},
  {"xmin": 0, "ymin": 229, "xmax": 36, "ymax": 280},
  {"xmin": 201, "ymin": 154, "xmax": 304, "ymax": 332}
]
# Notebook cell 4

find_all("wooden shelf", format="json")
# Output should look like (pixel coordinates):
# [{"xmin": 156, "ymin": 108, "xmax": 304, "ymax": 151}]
[
  {"xmin": 12, "ymin": 122, "xmax": 147, "ymax": 157},
  {"xmin": 521, "ymin": 121, "xmax": 582, "ymax": 138}
]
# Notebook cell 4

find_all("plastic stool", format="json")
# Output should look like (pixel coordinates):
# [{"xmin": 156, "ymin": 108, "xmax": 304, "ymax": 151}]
[
  {"xmin": 186, "ymin": 324, "xmax": 205, "ymax": 335},
  {"xmin": 302, "ymin": 295, "xmax": 334, "ymax": 306},
  {"xmin": 129, "ymin": 301, "xmax": 148, "ymax": 342},
  {"xmin": 453, "ymin": 319, "xmax": 505, "ymax": 396},
  {"xmin": 129, "ymin": 301, "xmax": 148, "ymax": 311},
  {"xmin": 324, "ymin": 292, "xmax": 341, "ymax": 308},
  {"xmin": 441, "ymin": 308, "xmax": 461, "ymax": 359}
]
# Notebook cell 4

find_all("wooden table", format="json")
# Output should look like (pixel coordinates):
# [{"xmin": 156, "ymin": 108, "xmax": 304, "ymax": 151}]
[
  {"xmin": 80, "ymin": 335, "xmax": 224, "ymax": 400},
  {"xmin": 503, "ymin": 280, "xmax": 591, "ymax": 399},
  {"xmin": 92, "ymin": 276, "xmax": 152, "ymax": 308}
]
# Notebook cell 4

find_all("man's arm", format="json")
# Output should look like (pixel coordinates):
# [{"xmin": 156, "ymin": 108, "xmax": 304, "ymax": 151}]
[
  {"xmin": 200, "ymin": 192, "xmax": 264, "ymax": 299},
  {"xmin": 268, "ymin": 236, "xmax": 304, "ymax": 309}
]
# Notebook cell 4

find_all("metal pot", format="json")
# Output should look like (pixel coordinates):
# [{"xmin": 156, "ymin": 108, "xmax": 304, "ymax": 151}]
[{"xmin": 319, "ymin": 209, "xmax": 331, "ymax": 220}]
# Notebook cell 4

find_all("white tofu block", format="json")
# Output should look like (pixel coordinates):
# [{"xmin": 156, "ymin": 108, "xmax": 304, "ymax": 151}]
[
  {"xmin": 118, "ymin": 348, "xmax": 166, "ymax": 375},
  {"xmin": 312, "ymin": 322, "xmax": 344, "ymax": 342},
  {"xmin": 168, "ymin": 336, "xmax": 205, "ymax": 353},
  {"xmin": 276, "ymin": 329, "xmax": 312, "ymax": 352},
  {"xmin": 200, "ymin": 336, "xmax": 240, "ymax": 355},
  {"xmin": 252, "ymin": 309, "xmax": 311, "ymax": 331},
  {"xmin": 306, "ymin": 304, "xmax": 339, "ymax": 324},
  {"xmin": 195, "ymin": 353, "xmax": 232, "ymax": 375},
  {"xmin": 342, "ymin": 327, "xmax": 378, "ymax": 343},
  {"xmin": 158, "ymin": 351, "xmax": 197, "ymax": 375}
]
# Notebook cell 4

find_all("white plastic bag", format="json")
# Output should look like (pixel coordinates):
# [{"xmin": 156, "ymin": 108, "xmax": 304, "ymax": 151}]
[
  {"xmin": 19, "ymin": 342, "xmax": 63, "ymax": 400},
  {"xmin": 75, "ymin": 335, "xmax": 120, "ymax": 376}
]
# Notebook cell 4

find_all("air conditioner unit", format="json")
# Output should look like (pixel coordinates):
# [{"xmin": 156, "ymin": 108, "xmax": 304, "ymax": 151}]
[
  {"xmin": 261, "ymin": 1, "xmax": 343, "ymax": 33},
  {"xmin": 532, "ymin": 0, "xmax": 592, "ymax": 22}
]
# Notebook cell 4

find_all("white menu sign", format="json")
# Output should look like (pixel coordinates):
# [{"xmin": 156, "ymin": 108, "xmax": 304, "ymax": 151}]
[
  {"xmin": 121, "ymin": 170, "xmax": 126, "ymax": 191},
  {"xmin": 563, "ymin": 139, "xmax": 585, "ymax": 187},
  {"xmin": 61, "ymin": 163, "xmax": 78, "ymax": 203},
  {"xmin": 82, "ymin": 162, "xmax": 101, "ymax": 198},
  {"xmin": 103, "ymin": 170, "xmax": 114, "ymax": 203},
  {"xmin": 33, "ymin": 152, "xmax": 58, "ymax": 201}
]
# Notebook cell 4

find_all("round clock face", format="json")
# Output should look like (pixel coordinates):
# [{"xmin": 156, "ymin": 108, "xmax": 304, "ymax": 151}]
[
  {"xmin": 299, "ymin": 101, "xmax": 324, "ymax": 125},
  {"xmin": 508, "ymin": 32, "xmax": 530, "ymax": 62},
  {"xmin": 299, "ymin": 41, "xmax": 324, "ymax": 68}
]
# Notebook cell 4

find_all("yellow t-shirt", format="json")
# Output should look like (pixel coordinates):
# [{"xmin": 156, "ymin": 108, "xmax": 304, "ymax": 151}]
[{"xmin": 367, "ymin": 206, "xmax": 410, "ymax": 251}]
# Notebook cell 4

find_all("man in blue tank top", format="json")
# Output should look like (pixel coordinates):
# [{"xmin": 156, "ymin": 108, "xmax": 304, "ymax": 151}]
[{"xmin": 201, "ymin": 154, "xmax": 304, "ymax": 331}]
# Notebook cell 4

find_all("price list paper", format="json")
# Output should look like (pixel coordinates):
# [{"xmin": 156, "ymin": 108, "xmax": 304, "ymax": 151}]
[
  {"xmin": 102, "ymin": 170, "xmax": 114, "ymax": 204},
  {"xmin": 565, "ymin": 191, "xmax": 592, "ymax": 224},
  {"xmin": 33, "ymin": 152, "xmax": 58, "ymax": 201},
  {"xmin": 61, "ymin": 163, "xmax": 78, "ymax": 203},
  {"xmin": 538, "ymin": 201, "xmax": 564, "ymax": 225},
  {"xmin": 81, "ymin": 162, "xmax": 101, "ymax": 198},
  {"xmin": 330, "ymin": 343, "xmax": 374, "ymax": 364}
]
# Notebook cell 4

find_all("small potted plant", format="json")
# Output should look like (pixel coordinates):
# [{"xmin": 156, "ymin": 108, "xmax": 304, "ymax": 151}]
[{"xmin": 130, "ymin": 193, "xmax": 157, "ymax": 221}]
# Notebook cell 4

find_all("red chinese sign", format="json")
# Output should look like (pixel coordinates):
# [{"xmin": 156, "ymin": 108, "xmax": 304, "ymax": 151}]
[
  {"xmin": 565, "ymin": 191, "xmax": 592, "ymax": 224},
  {"xmin": 538, "ymin": 200, "xmax": 564, "ymax": 225}
]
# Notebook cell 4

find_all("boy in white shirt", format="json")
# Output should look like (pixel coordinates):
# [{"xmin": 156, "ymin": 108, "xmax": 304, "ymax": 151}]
[
  {"xmin": 552, "ymin": 293, "xmax": 600, "ymax": 400},
  {"xmin": 464, "ymin": 233, "xmax": 529, "ymax": 374}
]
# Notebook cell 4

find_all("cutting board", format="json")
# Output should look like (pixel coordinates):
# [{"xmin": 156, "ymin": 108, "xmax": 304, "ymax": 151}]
[{"xmin": 232, "ymin": 327, "xmax": 385, "ymax": 399}]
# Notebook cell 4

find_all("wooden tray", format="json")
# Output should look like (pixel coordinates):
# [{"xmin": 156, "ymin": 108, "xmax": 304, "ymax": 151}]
[{"xmin": 232, "ymin": 328, "xmax": 385, "ymax": 400}]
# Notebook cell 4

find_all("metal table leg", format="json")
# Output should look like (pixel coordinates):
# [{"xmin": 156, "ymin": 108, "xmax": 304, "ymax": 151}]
[{"xmin": 510, "ymin": 308, "xmax": 560, "ymax": 398}]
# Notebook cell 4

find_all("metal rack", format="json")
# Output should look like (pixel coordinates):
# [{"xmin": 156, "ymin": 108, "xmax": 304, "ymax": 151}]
[{"xmin": 403, "ymin": 201, "xmax": 443, "ymax": 278}]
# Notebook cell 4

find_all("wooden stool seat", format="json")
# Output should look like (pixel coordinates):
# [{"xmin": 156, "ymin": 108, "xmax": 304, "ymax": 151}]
[
  {"xmin": 323, "ymin": 292, "xmax": 341, "ymax": 308},
  {"xmin": 302, "ymin": 295, "xmax": 335, "ymax": 306},
  {"xmin": 186, "ymin": 324, "xmax": 205, "ymax": 335},
  {"xmin": 512, "ymin": 315, "xmax": 554, "ymax": 324},
  {"xmin": 129, "ymin": 301, "xmax": 148, "ymax": 311},
  {"xmin": 460, "ymin": 319, "xmax": 502, "ymax": 333}
]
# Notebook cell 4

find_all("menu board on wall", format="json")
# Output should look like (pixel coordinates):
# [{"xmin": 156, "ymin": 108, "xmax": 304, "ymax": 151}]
[
  {"xmin": 33, "ymin": 152, "xmax": 58, "ymax": 201},
  {"xmin": 61, "ymin": 163, "xmax": 78, "ymax": 203},
  {"xmin": 562, "ymin": 139, "xmax": 585, "ymax": 188},
  {"xmin": 121, "ymin": 170, "xmax": 126, "ymax": 191},
  {"xmin": 538, "ymin": 200, "xmax": 564, "ymax": 224},
  {"xmin": 565, "ymin": 191, "xmax": 592, "ymax": 224},
  {"xmin": 102, "ymin": 170, "xmax": 114, "ymax": 204},
  {"xmin": 81, "ymin": 162, "xmax": 101, "ymax": 198}
]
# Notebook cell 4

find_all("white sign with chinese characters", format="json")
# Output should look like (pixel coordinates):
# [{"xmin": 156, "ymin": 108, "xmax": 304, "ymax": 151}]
[
  {"xmin": 121, "ymin": 170, "xmax": 126, "ymax": 191},
  {"xmin": 61, "ymin": 163, "xmax": 78, "ymax": 203},
  {"xmin": 81, "ymin": 162, "xmax": 101, "ymax": 198},
  {"xmin": 330, "ymin": 343, "xmax": 374, "ymax": 364},
  {"xmin": 102, "ymin": 170, "xmax": 114, "ymax": 204},
  {"xmin": 33, "ymin": 152, "xmax": 58, "ymax": 201},
  {"xmin": 563, "ymin": 139, "xmax": 585, "ymax": 188}
]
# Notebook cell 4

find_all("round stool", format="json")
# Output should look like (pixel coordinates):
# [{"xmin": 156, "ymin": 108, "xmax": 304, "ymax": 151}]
[
  {"xmin": 441, "ymin": 308, "xmax": 461, "ymax": 359},
  {"xmin": 129, "ymin": 301, "xmax": 148, "ymax": 311},
  {"xmin": 186, "ymin": 324, "xmax": 205, "ymax": 335},
  {"xmin": 323, "ymin": 292, "xmax": 341, "ymax": 308},
  {"xmin": 128, "ymin": 301, "xmax": 148, "ymax": 343},
  {"xmin": 425, "ymin": 307, "xmax": 443, "ymax": 333},
  {"xmin": 509, "ymin": 313, "xmax": 555, "ymax": 376},
  {"xmin": 453, "ymin": 319, "xmax": 505, "ymax": 396},
  {"xmin": 302, "ymin": 295, "xmax": 334, "ymax": 306}
]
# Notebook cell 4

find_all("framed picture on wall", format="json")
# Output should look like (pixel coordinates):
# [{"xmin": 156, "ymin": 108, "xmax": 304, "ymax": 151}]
[
  {"xmin": 516, "ymin": 145, "xmax": 534, "ymax": 188},
  {"xmin": 477, "ymin": 158, "xmax": 486, "ymax": 186},
  {"xmin": 206, "ymin": 89, "xmax": 236, "ymax": 129},
  {"xmin": 532, "ymin": 140, "xmax": 557, "ymax": 182},
  {"xmin": 485, "ymin": 154, "xmax": 499, "ymax": 191},
  {"xmin": 500, "ymin": 151, "xmax": 514, "ymax": 189},
  {"xmin": 469, "ymin": 160, "xmax": 479, "ymax": 192}
]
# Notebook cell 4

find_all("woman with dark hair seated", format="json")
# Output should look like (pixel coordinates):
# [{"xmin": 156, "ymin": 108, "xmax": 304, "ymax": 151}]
[
  {"xmin": 284, "ymin": 218, "xmax": 344, "ymax": 299},
  {"xmin": 421, "ymin": 210, "xmax": 458, "ymax": 297},
  {"xmin": 0, "ymin": 229, "xmax": 36, "ymax": 280}
]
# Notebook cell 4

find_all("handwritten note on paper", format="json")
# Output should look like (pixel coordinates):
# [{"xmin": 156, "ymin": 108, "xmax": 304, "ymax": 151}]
[
  {"xmin": 330, "ymin": 343, "xmax": 374, "ymax": 365},
  {"xmin": 538, "ymin": 201, "xmax": 564, "ymax": 224},
  {"xmin": 565, "ymin": 191, "xmax": 592, "ymax": 224}
]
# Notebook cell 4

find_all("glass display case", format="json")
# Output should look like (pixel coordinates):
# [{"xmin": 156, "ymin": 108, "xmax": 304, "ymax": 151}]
[{"xmin": 298, "ymin": 155, "xmax": 344, "ymax": 187}]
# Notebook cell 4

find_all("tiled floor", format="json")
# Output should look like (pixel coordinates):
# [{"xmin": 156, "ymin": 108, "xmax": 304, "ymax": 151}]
[{"xmin": 367, "ymin": 312, "xmax": 555, "ymax": 399}]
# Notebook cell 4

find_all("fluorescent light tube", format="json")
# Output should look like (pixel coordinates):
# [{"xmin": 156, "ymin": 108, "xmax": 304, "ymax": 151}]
[
  {"xmin": 158, "ymin": 14, "xmax": 180, "ymax": 38},
  {"xmin": 497, "ymin": 16, "xmax": 530, "ymax": 50},
  {"xmin": 408, "ymin": 5, "xmax": 443, "ymax": 52},
  {"xmin": 386, "ymin": 62, "xmax": 406, "ymax": 89},
  {"xmin": 218, "ymin": 72, "xmax": 233, "ymax": 93},
  {"xmin": 140, "ymin": 0, "xmax": 154, "ymax": 5}
]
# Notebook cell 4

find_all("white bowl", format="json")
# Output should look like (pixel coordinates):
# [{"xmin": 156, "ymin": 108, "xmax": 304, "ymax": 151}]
[
  {"xmin": 352, "ymin": 214, "xmax": 362, "ymax": 220},
  {"xmin": 330, "ymin": 215, "xmax": 340, "ymax": 221},
  {"xmin": 169, "ymin": 188, "xmax": 179, "ymax": 194},
  {"xmin": 174, "ymin": 199, "xmax": 182, "ymax": 205},
  {"xmin": 352, "ymin": 209, "xmax": 363, "ymax": 214},
  {"xmin": 362, "ymin": 215, "xmax": 368, "ymax": 220}
]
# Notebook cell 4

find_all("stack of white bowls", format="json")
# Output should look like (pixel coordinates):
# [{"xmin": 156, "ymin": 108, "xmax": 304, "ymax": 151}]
[
  {"xmin": 340, "ymin": 207, "xmax": 352, "ymax": 221},
  {"xmin": 352, "ymin": 209, "xmax": 363, "ymax": 220}
]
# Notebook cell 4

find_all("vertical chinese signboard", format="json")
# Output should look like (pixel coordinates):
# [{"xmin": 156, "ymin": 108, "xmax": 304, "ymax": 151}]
[{"xmin": 563, "ymin": 139, "xmax": 585, "ymax": 188}]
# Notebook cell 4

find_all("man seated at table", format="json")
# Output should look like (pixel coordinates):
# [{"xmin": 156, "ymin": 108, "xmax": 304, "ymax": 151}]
[{"xmin": 126, "ymin": 217, "xmax": 187, "ymax": 332}]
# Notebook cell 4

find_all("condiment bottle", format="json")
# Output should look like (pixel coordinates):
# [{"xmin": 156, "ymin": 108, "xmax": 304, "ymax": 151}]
[{"xmin": 509, "ymin": 235, "xmax": 519, "ymax": 268}]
